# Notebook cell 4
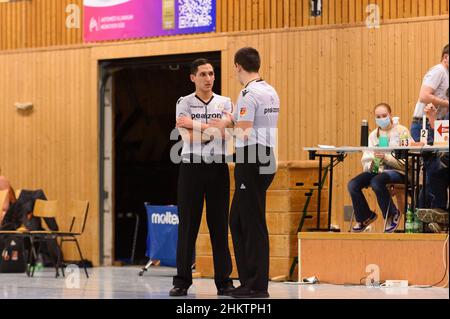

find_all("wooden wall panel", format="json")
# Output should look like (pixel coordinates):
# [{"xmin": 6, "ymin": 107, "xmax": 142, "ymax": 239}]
[
  {"xmin": 0, "ymin": 16, "xmax": 448, "ymax": 263},
  {"xmin": 0, "ymin": 0, "xmax": 83, "ymax": 50},
  {"xmin": 0, "ymin": 0, "xmax": 449, "ymax": 51},
  {"xmin": 0, "ymin": 48, "xmax": 99, "ymax": 264}
]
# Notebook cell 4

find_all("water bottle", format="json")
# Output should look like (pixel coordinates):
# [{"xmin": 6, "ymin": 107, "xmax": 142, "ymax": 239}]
[
  {"xmin": 400, "ymin": 130, "xmax": 410, "ymax": 147},
  {"xmin": 379, "ymin": 130, "xmax": 389, "ymax": 147},
  {"xmin": 372, "ymin": 158, "xmax": 381, "ymax": 174},
  {"xmin": 361, "ymin": 120, "xmax": 369, "ymax": 146},
  {"xmin": 413, "ymin": 208, "xmax": 423, "ymax": 233},
  {"xmin": 391, "ymin": 117, "xmax": 400, "ymax": 146},
  {"xmin": 376, "ymin": 131, "xmax": 388, "ymax": 173},
  {"xmin": 405, "ymin": 206, "xmax": 414, "ymax": 233}
]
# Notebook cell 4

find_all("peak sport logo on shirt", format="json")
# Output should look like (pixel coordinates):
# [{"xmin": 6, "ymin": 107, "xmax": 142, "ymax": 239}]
[
  {"xmin": 151, "ymin": 212, "xmax": 179, "ymax": 225},
  {"xmin": 242, "ymin": 90, "xmax": 250, "ymax": 97}
]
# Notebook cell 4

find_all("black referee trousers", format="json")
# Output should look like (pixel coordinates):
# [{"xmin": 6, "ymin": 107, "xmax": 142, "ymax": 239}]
[
  {"xmin": 230, "ymin": 145, "xmax": 276, "ymax": 291},
  {"xmin": 173, "ymin": 158, "xmax": 233, "ymax": 290}
]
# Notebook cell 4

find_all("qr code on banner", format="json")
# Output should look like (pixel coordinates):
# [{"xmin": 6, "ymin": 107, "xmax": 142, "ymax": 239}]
[{"xmin": 178, "ymin": 0, "xmax": 213, "ymax": 29}]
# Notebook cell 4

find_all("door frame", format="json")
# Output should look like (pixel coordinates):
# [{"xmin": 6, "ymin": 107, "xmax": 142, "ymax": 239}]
[{"xmin": 95, "ymin": 38, "xmax": 227, "ymax": 265}]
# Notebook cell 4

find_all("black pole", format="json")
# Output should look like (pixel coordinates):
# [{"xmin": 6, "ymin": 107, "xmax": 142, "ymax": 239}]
[
  {"xmin": 422, "ymin": 160, "xmax": 427, "ymax": 207},
  {"xmin": 317, "ymin": 156, "xmax": 323, "ymax": 230},
  {"xmin": 327, "ymin": 158, "xmax": 334, "ymax": 231},
  {"xmin": 416, "ymin": 155, "xmax": 421, "ymax": 208},
  {"xmin": 415, "ymin": 155, "xmax": 420, "ymax": 211},
  {"xmin": 411, "ymin": 155, "xmax": 415, "ymax": 211},
  {"xmin": 404, "ymin": 151, "xmax": 409, "ymax": 216}
]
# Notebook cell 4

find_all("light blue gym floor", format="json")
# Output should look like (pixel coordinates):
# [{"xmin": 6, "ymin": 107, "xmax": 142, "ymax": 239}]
[{"xmin": 0, "ymin": 266, "xmax": 447, "ymax": 299}]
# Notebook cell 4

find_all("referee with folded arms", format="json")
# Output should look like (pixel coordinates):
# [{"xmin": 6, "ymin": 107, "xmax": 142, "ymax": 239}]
[
  {"xmin": 170, "ymin": 58, "xmax": 234, "ymax": 297},
  {"xmin": 227, "ymin": 47, "xmax": 280, "ymax": 298}
]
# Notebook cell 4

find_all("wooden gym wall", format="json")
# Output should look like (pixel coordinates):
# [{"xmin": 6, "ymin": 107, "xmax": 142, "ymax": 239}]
[
  {"xmin": 0, "ymin": 12, "xmax": 448, "ymax": 263},
  {"xmin": 0, "ymin": 0, "xmax": 448, "ymax": 50}
]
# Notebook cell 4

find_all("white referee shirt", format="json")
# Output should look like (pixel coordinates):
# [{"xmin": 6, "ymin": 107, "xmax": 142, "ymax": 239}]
[
  {"xmin": 234, "ymin": 79, "xmax": 280, "ymax": 148},
  {"xmin": 176, "ymin": 92, "xmax": 233, "ymax": 157}
]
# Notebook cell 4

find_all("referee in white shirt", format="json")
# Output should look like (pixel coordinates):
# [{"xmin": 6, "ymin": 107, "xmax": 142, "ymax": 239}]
[
  {"xmin": 170, "ymin": 58, "xmax": 234, "ymax": 297},
  {"xmin": 228, "ymin": 47, "xmax": 280, "ymax": 298}
]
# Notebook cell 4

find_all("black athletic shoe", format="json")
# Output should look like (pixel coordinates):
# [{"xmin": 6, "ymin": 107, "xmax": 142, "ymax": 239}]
[
  {"xmin": 385, "ymin": 209, "xmax": 401, "ymax": 233},
  {"xmin": 352, "ymin": 212, "xmax": 377, "ymax": 233},
  {"xmin": 169, "ymin": 287, "xmax": 188, "ymax": 297},
  {"xmin": 217, "ymin": 283, "xmax": 235, "ymax": 296}
]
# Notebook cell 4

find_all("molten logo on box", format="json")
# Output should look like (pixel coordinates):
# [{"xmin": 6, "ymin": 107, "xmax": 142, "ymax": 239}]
[{"xmin": 151, "ymin": 212, "xmax": 179, "ymax": 225}]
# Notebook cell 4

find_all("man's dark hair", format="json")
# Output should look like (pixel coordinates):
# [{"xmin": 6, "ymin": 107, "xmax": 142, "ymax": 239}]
[
  {"xmin": 234, "ymin": 47, "xmax": 261, "ymax": 73},
  {"xmin": 190, "ymin": 58, "xmax": 212, "ymax": 75},
  {"xmin": 442, "ymin": 44, "xmax": 449, "ymax": 60}
]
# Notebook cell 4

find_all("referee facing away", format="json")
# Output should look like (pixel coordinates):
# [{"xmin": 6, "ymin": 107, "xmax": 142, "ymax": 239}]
[
  {"xmin": 228, "ymin": 47, "xmax": 280, "ymax": 298},
  {"xmin": 170, "ymin": 59, "xmax": 234, "ymax": 297}
]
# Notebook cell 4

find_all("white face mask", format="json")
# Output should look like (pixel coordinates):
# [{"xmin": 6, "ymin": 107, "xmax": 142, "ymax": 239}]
[{"xmin": 375, "ymin": 116, "xmax": 391, "ymax": 129}]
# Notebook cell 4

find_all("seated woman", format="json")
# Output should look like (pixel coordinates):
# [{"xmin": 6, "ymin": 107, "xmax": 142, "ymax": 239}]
[{"xmin": 348, "ymin": 103, "xmax": 411, "ymax": 233}]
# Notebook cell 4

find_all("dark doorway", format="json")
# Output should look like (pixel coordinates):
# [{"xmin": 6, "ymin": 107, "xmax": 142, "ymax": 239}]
[{"xmin": 100, "ymin": 52, "xmax": 222, "ymax": 265}]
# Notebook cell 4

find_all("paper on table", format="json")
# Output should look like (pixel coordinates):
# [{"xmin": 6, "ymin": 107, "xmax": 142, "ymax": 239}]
[{"xmin": 318, "ymin": 145, "xmax": 336, "ymax": 149}]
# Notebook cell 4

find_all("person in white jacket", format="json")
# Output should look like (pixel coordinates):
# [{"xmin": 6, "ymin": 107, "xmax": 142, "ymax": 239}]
[{"xmin": 348, "ymin": 103, "xmax": 412, "ymax": 233}]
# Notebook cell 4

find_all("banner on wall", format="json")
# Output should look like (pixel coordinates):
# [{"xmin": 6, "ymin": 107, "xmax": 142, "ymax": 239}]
[{"xmin": 83, "ymin": 0, "xmax": 216, "ymax": 42}]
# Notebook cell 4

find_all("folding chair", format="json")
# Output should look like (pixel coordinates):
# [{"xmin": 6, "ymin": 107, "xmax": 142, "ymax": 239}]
[
  {"xmin": 28, "ymin": 199, "xmax": 64, "ymax": 278},
  {"xmin": 15, "ymin": 189, "xmax": 22, "ymax": 200},
  {"xmin": 53, "ymin": 200, "xmax": 90, "ymax": 278}
]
